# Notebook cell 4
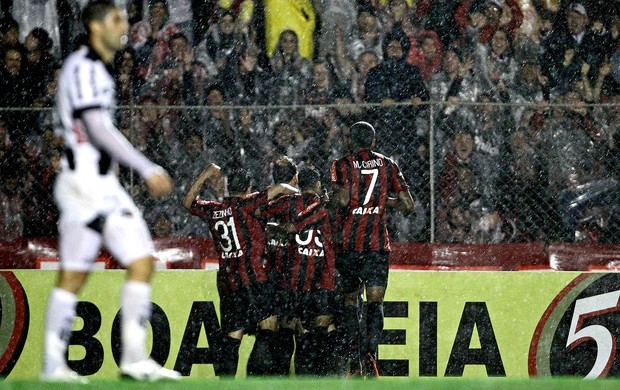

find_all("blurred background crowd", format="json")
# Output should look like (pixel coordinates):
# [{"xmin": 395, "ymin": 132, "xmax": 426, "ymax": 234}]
[{"xmin": 0, "ymin": 0, "xmax": 620, "ymax": 245}]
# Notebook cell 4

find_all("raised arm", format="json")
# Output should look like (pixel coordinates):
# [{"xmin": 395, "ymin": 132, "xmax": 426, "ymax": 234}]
[
  {"xmin": 181, "ymin": 163, "xmax": 221, "ymax": 209},
  {"xmin": 267, "ymin": 183, "xmax": 299, "ymax": 200}
]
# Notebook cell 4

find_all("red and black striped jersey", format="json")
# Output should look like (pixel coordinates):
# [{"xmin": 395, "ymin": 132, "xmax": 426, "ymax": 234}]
[
  {"xmin": 264, "ymin": 193, "xmax": 336, "ymax": 292},
  {"xmin": 330, "ymin": 148, "xmax": 410, "ymax": 252},
  {"xmin": 189, "ymin": 191, "xmax": 268, "ymax": 293}
]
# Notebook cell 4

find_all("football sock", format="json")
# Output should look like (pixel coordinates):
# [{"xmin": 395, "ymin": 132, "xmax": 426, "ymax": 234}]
[
  {"xmin": 312, "ymin": 326, "xmax": 330, "ymax": 376},
  {"xmin": 343, "ymin": 304, "xmax": 361, "ymax": 366},
  {"xmin": 120, "ymin": 281, "xmax": 152, "ymax": 365},
  {"xmin": 366, "ymin": 301, "xmax": 384, "ymax": 356},
  {"xmin": 247, "ymin": 329, "xmax": 277, "ymax": 376},
  {"xmin": 272, "ymin": 327, "xmax": 294, "ymax": 375},
  {"xmin": 216, "ymin": 335, "xmax": 241, "ymax": 377},
  {"xmin": 293, "ymin": 331, "xmax": 314, "ymax": 376},
  {"xmin": 43, "ymin": 288, "xmax": 77, "ymax": 374}
]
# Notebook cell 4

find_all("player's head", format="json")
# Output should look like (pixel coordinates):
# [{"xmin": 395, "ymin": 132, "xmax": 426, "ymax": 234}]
[
  {"xmin": 273, "ymin": 156, "xmax": 298, "ymax": 186},
  {"xmin": 82, "ymin": 0, "xmax": 128, "ymax": 54},
  {"xmin": 226, "ymin": 167, "xmax": 253, "ymax": 195},
  {"xmin": 298, "ymin": 165, "xmax": 321, "ymax": 192},
  {"xmin": 349, "ymin": 121, "xmax": 376, "ymax": 150}
]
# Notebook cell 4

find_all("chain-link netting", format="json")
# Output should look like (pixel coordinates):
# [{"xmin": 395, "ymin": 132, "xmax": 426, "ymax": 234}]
[{"xmin": 3, "ymin": 101, "xmax": 620, "ymax": 244}]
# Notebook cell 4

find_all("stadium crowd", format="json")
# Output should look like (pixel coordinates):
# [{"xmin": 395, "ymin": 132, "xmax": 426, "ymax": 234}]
[{"xmin": 1, "ymin": 0, "xmax": 620, "ymax": 244}]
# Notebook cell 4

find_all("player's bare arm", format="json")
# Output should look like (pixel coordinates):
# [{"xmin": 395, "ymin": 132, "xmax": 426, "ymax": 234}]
[
  {"xmin": 181, "ymin": 163, "xmax": 221, "ymax": 209},
  {"xmin": 386, "ymin": 190, "xmax": 415, "ymax": 214},
  {"xmin": 327, "ymin": 187, "xmax": 350, "ymax": 209},
  {"xmin": 266, "ymin": 183, "xmax": 299, "ymax": 200}
]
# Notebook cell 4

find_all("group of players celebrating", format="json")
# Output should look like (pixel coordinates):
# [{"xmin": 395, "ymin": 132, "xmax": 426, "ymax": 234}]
[{"xmin": 182, "ymin": 121, "xmax": 414, "ymax": 378}]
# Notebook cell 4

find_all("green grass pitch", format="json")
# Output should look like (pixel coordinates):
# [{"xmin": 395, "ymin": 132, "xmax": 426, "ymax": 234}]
[{"xmin": 2, "ymin": 377, "xmax": 620, "ymax": 390}]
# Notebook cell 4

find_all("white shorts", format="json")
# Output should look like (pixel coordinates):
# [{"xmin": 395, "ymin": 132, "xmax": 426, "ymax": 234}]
[{"xmin": 55, "ymin": 171, "xmax": 154, "ymax": 272}]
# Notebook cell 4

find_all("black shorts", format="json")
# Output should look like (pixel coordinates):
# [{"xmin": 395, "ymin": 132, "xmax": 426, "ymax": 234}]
[
  {"xmin": 218, "ymin": 279, "xmax": 278, "ymax": 334},
  {"xmin": 336, "ymin": 251, "xmax": 389, "ymax": 294},
  {"xmin": 277, "ymin": 289, "xmax": 337, "ymax": 327}
]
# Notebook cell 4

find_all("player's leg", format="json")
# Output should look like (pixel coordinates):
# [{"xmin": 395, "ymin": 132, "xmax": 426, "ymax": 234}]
[
  {"xmin": 41, "ymin": 216, "xmax": 101, "ymax": 382},
  {"xmin": 104, "ymin": 203, "xmax": 179, "ymax": 381},
  {"xmin": 336, "ymin": 252, "xmax": 363, "ymax": 376},
  {"xmin": 360, "ymin": 252, "xmax": 389, "ymax": 378},
  {"xmin": 246, "ymin": 281, "xmax": 281, "ymax": 376},
  {"xmin": 246, "ymin": 314, "xmax": 278, "ymax": 375},
  {"xmin": 214, "ymin": 289, "xmax": 246, "ymax": 378},
  {"xmin": 217, "ymin": 330, "xmax": 243, "ymax": 377},
  {"xmin": 272, "ymin": 317, "xmax": 295, "ymax": 375}
]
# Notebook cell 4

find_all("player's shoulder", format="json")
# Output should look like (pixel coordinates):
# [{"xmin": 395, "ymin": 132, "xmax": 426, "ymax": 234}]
[
  {"xmin": 62, "ymin": 47, "xmax": 92, "ymax": 68},
  {"xmin": 372, "ymin": 150, "xmax": 397, "ymax": 166}
]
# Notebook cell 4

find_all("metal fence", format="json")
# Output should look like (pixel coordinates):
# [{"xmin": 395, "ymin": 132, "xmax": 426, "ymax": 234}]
[{"xmin": 3, "ymin": 101, "xmax": 620, "ymax": 244}]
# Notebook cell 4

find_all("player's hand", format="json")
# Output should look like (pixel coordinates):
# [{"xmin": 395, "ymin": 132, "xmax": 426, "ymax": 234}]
[{"xmin": 145, "ymin": 169, "xmax": 174, "ymax": 198}]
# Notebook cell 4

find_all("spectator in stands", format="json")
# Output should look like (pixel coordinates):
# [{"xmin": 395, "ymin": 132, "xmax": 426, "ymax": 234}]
[
  {"xmin": 164, "ymin": 0, "xmax": 195, "ymax": 44},
  {"xmin": 24, "ymin": 28, "xmax": 58, "ymax": 98},
  {"xmin": 114, "ymin": 47, "xmax": 142, "ymax": 132},
  {"xmin": 147, "ymin": 31, "xmax": 207, "ymax": 105},
  {"xmin": 365, "ymin": 29, "xmax": 429, "ymax": 157},
  {"xmin": 303, "ymin": 59, "xmax": 336, "ymax": 120},
  {"xmin": 32, "ymin": 65, "xmax": 61, "ymax": 133},
  {"xmin": 472, "ymin": 28, "xmax": 518, "ymax": 97},
  {"xmin": 231, "ymin": 43, "xmax": 269, "ymax": 105},
  {"xmin": 131, "ymin": 0, "xmax": 182, "ymax": 80},
  {"xmin": 418, "ymin": 0, "xmax": 461, "ymax": 48},
  {"xmin": 541, "ymin": 84, "xmax": 611, "ymax": 204},
  {"xmin": 267, "ymin": 29, "xmax": 312, "ymax": 107},
  {"xmin": 201, "ymin": 84, "xmax": 239, "ymax": 168},
  {"xmin": 333, "ymin": 22, "xmax": 379, "ymax": 102},
  {"xmin": 232, "ymin": 107, "xmax": 272, "ymax": 187},
  {"xmin": 0, "ymin": 155, "xmax": 24, "ymax": 242},
  {"xmin": 437, "ymin": 129, "xmax": 476, "ymax": 242},
  {"xmin": 407, "ymin": 29, "xmax": 443, "ymax": 84},
  {"xmin": 314, "ymin": 0, "xmax": 358, "ymax": 60},
  {"xmin": 268, "ymin": 120, "xmax": 306, "ymax": 165},
  {"xmin": 506, "ymin": 56, "xmax": 549, "ymax": 126},
  {"xmin": 466, "ymin": 93, "xmax": 511, "ymax": 218},
  {"xmin": 455, "ymin": 0, "xmax": 523, "ymax": 45},
  {"xmin": 500, "ymin": 129, "xmax": 559, "ymax": 241},
  {"xmin": 22, "ymin": 146, "xmax": 60, "ymax": 238},
  {"xmin": 348, "ymin": 10, "xmax": 383, "ymax": 63},
  {"xmin": 0, "ymin": 45, "xmax": 38, "ymax": 139},
  {"xmin": 542, "ymin": 2, "xmax": 611, "ymax": 96},
  {"xmin": 195, "ymin": 9, "xmax": 246, "ymax": 85},
  {"xmin": 428, "ymin": 46, "xmax": 477, "ymax": 126},
  {"xmin": 0, "ymin": 16, "xmax": 22, "ymax": 50}
]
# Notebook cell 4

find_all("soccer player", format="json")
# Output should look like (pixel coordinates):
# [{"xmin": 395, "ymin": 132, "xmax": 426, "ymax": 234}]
[
  {"xmin": 264, "ymin": 165, "xmax": 339, "ymax": 376},
  {"xmin": 330, "ymin": 121, "xmax": 414, "ymax": 377},
  {"xmin": 41, "ymin": 0, "xmax": 180, "ymax": 382},
  {"xmin": 262, "ymin": 155, "xmax": 300, "ymax": 376},
  {"xmin": 181, "ymin": 163, "xmax": 298, "ymax": 377}
]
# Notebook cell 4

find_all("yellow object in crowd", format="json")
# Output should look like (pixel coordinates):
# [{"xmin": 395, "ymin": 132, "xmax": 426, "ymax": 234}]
[
  {"xmin": 218, "ymin": 0, "xmax": 254, "ymax": 23},
  {"xmin": 265, "ymin": 0, "xmax": 315, "ymax": 59}
]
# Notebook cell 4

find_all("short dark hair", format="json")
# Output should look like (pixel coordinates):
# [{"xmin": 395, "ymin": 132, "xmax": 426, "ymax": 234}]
[
  {"xmin": 81, "ymin": 0, "xmax": 116, "ymax": 32},
  {"xmin": 349, "ymin": 121, "xmax": 376, "ymax": 148},
  {"xmin": 226, "ymin": 167, "xmax": 252, "ymax": 194},
  {"xmin": 29, "ymin": 28, "xmax": 54, "ymax": 52},
  {"xmin": 298, "ymin": 166, "xmax": 321, "ymax": 190},
  {"xmin": 169, "ymin": 32, "xmax": 188, "ymax": 44},
  {"xmin": 272, "ymin": 155, "xmax": 298, "ymax": 184}
]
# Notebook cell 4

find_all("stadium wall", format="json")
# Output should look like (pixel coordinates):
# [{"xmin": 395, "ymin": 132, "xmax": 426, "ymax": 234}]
[{"xmin": 0, "ymin": 239, "xmax": 618, "ymax": 379}]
